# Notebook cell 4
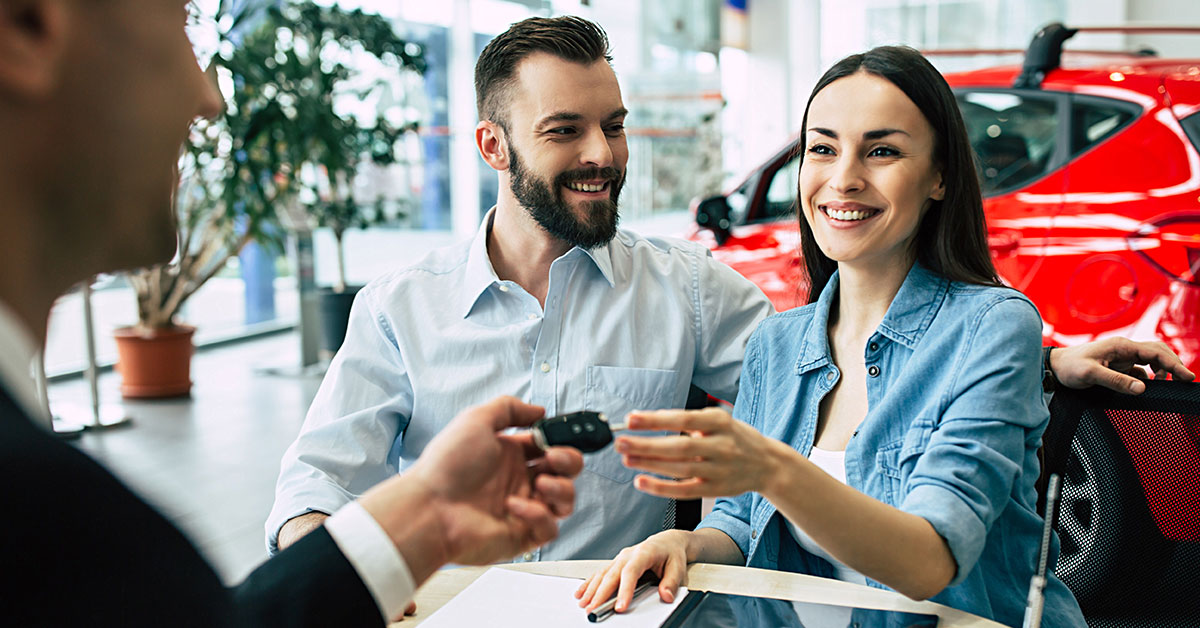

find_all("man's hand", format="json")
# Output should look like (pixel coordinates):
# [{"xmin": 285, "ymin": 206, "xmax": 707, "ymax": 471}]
[
  {"xmin": 358, "ymin": 396, "xmax": 583, "ymax": 583},
  {"xmin": 1051, "ymin": 338, "xmax": 1195, "ymax": 394}
]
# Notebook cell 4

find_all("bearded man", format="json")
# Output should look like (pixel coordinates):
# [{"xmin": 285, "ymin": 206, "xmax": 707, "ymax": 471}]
[{"xmin": 266, "ymin": 16, "xmax": 774, "ymax": 562}]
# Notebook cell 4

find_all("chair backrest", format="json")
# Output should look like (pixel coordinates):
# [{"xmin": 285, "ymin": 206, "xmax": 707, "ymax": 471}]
[{"xmin": 1041, "ymin": 380, "xmax": 1200, "ymax": 625}]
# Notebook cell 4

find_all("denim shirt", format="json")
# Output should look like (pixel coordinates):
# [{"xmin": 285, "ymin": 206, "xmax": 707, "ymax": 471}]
[
  {"xmin": 267, "ymin": 210, "xmax": 774, "ymax": 561},
  {"xmin": 697, "ymin": 263, "xmax": 1085, "ymax": 627}
]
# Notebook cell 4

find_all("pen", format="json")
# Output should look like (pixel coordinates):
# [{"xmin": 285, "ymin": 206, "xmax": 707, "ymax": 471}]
[{"xmin": 587, "ymin": 573, "xmax": 660, "ymax": 623}]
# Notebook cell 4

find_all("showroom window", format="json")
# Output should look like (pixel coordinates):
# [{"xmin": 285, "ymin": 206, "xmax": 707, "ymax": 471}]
[{"xmin": 957, "ymin": 90, "xmax": 1061, "ymax": 195}]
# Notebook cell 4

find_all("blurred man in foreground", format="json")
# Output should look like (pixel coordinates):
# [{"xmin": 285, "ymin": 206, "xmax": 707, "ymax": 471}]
[{"xmin": 0, "ymin": 2, "xmax": 582, "ymax": 625}]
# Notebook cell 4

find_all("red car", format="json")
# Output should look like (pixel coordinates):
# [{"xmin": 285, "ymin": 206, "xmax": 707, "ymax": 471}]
[{"xmin": 689, "ymin": 24, "xmax": 1200, "ymax": 611}]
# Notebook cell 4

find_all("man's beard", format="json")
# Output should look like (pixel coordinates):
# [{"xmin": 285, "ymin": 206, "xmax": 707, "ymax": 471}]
[{"xmin": 508, "ymin": 143, "xmax": 624, "ymax": 249}]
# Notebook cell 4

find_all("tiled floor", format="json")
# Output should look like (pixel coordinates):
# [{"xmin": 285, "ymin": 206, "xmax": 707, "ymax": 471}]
[{"xmin": 51, "ymin": 332, "xmax": 321, "ymax": 585}]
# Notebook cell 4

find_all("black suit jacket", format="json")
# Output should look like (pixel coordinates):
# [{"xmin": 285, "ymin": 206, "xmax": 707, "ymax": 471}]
[{"xmin": 0, "ymin": 387, "xmax": 384, "ymax": 627}]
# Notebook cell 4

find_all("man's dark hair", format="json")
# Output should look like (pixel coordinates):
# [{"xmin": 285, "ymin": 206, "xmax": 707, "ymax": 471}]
[
  {"xmin": 474, "ymin": 16, "xmax": 612, "ymax": 127},
  {"xmin": 797, "ymin": 45, "xmax": 1003, "ymax": 302}
]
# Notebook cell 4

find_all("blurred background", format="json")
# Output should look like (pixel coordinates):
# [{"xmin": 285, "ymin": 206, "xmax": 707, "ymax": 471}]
[{"xmin": 43, "ymin": 0, "xmax": 1200, "ymax": 378}]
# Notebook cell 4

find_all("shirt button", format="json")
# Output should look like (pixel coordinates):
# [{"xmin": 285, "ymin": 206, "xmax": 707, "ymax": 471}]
[
  {"xmin": 868, "ymin": 365, "xmax": 880, "ymax": 377},
  {"xmin": 825, "ymin": 371, "xmax": 835, "ymax": 382},
  {"xmin": 541, "ymin": 362, "xmax": 551, "ymax": 373},
  {"xmin": 523, "ymin": 552, "xmax": 534, "ymax": 561},
  {"xmin": 869, "ymin": 342, "xmax": 879, "ymax": 351},
  {"xmin": 751, "ymin": 529, "xmax": 758, "ymax": 539},
  {"xmin": 527, "ymin": 313, "xmax": 538, "ymax": 320},
  {"xmin": 498, "ymin": 284, "xmax": 509, "ymax": 292}
]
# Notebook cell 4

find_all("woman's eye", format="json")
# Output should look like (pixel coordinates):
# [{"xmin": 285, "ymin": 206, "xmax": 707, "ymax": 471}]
[
  {"xmin": 869, "ymin": 146, "xmax": 900, "ymax": 157},
  {"xmin": 806, "ymin": 144, "xmax": 834, "ymax": 156}
]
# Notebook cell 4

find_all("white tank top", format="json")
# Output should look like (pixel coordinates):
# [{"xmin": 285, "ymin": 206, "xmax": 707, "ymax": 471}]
[{"xmin": 783, "ymin": 447, "xmax": 869, "ymax": 623}]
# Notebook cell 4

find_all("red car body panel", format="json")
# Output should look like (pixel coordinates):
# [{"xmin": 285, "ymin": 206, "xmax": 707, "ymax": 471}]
[{"xmin": 688, "ymin": 55, "xmax": 1200, "ymax": 541}]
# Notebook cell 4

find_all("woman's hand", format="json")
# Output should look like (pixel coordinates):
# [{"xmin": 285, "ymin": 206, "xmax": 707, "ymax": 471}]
[
  {"xmin": 616, "ymin": 408, "xmax": 788, "ymax": 499},
  {"xmin": 575, "ymin": 530, "xmax": 691, "ymax": 613}
]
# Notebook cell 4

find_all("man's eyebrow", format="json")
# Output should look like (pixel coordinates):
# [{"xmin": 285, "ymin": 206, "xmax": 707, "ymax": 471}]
[
  {"xmin": 535, "ymin": 112, "xmax": 584, "ymax": 129},
  {"xmin": 534, "ymin": 108, "xmax": 628, "ymax": 130},
  {"xmin": 806, "ymin": 127, "xmax": 911, "ymax": 140}
]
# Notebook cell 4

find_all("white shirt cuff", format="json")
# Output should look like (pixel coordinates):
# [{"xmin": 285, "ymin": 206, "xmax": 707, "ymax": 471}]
[{"xmin": 325, "ymin": 501, "xmax": 416, "ymax": 621}]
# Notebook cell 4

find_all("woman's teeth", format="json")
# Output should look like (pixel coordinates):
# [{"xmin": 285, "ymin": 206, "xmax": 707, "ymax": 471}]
[{"xmin": 825, "ymin": 207, "xmax": 874, "ymax": 221}]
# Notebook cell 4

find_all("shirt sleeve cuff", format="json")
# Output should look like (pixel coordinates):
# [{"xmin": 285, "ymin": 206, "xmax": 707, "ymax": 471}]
[
  {"xmin": 325, "ymin": 501, "xmax": 416, "ymax": 621},
  {"xmin": 695, "ymin": 501, "xmax": 753, "ymax": 561},
  {"xmin": 902, "ymin": 483, "xmax": 988, "ymax": 587}
]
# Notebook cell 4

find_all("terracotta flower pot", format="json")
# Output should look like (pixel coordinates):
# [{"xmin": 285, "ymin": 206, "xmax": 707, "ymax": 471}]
[{"xmin": 112, "ymin": 325, "xmax": 195, "ymax": 399}]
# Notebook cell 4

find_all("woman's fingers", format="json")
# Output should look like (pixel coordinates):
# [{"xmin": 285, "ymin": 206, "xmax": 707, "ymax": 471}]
[
  {"xmin": 615, "ymin": 560, "xmax": 650, "ymax": 612},
  {"xmin": 622, "ymin": 455, "xmax": 710, "ymax": 479},
  {"xmin": 615, "ymin": 434, "xmax": 703, "ymax": 459},
  {"xmin": 634, "ymin": 475, "xmax": 709, "ymax": 499},
  {"xmin": 585, "ymin": 561, "xmax": 629, "ymax": 612},
  {"xmin": 627, "ymin": 408, "xmax": 730, "ymax": 433},
  {"xmin": 658, "ymin": 552, "xmax": 687, "ymax": 603},
  {"xmin": 579, "ymin": 552, "xmax": 629, "ymax": 608}
]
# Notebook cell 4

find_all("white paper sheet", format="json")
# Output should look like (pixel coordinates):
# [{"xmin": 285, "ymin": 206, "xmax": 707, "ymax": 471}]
[{"xmin": 419, "ymin": 568, "xmax": 687, "ymax": 628}]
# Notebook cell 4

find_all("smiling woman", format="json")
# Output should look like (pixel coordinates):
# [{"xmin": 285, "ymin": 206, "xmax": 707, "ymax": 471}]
[{"xmin": 577, "ymin": 46, "xmax": 1087, "ymax": 628}]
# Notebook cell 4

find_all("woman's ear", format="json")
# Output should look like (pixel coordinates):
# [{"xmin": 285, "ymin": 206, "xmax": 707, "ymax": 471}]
[
  {"xmin": 930, "ymin": 170, "xmax": 946, "ymax": 201},
  {"xmin": 476, "ymin": 120, "xmax": 510, "ymax": 171},
  {"xmin": 0, "ymin": 0, "xmax": 68, "ymax": 100}
]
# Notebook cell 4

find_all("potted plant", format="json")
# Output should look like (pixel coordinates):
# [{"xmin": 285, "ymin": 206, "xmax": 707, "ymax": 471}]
[
  {"xmin": 114, "ymin": 1, "xmax": 425, "ymax": 398},
  {"xmin": 311, "ymin": 195, "xmax": 412, "ymax": 361}
]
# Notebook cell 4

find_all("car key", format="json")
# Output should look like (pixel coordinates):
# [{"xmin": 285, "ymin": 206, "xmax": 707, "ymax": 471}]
[{"xmin": 530, "ymin": 410, "xmax": 626, "ymax": 453}]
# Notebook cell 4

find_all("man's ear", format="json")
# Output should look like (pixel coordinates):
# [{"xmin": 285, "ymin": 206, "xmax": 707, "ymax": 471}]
[
  {"xmin": 476, "ymin": 120, "xmax": 510, "ymax": 171},
  {"xmin": 0, "ymin": 0, "xmax": 68, "ymax": 99}
]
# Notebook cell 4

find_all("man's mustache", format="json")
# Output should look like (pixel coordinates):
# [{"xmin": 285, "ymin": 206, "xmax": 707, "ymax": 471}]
[{"xmin": 557, "ymin": 167, "xmax": 623, "ymax": 185}]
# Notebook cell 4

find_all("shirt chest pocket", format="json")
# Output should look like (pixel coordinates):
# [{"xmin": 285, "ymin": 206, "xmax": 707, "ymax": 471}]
[
  {"xmin": 873, "ymin": 420, "xmax": 936, "ymax": 505},
  {"xmin": 583, "ymin": 365, "xmax": 680, "ymax": 483}
]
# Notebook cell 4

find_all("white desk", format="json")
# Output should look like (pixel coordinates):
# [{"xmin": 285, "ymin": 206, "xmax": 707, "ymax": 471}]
[{"xmin": 396, "ymin": 560, "xmax": 1006, "ymax": 628}]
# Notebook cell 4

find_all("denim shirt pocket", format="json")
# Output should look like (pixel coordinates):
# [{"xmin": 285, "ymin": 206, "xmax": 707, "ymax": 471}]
[
  {"xmin": 583, "ymin": 365, "xmax": 680, "ymax": 483},
  {"xmin": 876, "ymin": 420, "xmax": 937, "ymax": 505},
  {"xmin": 874, "ymin": 441, "xmax": 905, "ymax": 505}
]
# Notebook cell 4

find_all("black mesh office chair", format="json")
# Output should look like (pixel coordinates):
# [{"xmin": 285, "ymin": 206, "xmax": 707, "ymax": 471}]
[{"xmin": 1041, "ymin": 380, "xmax": 1200, "ymax": 626}]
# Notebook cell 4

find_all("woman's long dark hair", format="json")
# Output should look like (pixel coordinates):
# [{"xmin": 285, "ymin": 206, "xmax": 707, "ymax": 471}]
[{"xmin": 798, "ymin": 46, "xmax": 1001, "ymax": 304}]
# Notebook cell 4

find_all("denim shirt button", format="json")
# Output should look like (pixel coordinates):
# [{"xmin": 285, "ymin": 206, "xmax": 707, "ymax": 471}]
[
  {"xmin": 867, "ymin": 365, "xmax": 880, "ymax": 377},
  {"xmin": 751, "ymin": 529, "xmax": 757, "ymax": 539},
  {"xmin": 869, "ymin": 341, "xmax": 879, "ymax": 351},
  {"xmin": 825, "ymin": 371, "xmax": 835, "ymax": 382}
]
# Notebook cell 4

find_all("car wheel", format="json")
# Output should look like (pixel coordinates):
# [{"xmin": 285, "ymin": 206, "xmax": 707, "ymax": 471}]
[{"xmin": 1052, "ymin": 413, "xmax": 1174, "ymax": 611}]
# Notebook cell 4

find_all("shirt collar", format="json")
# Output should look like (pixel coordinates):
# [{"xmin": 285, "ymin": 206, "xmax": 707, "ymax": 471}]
[
  {"xmin": 876, "ymin": 261, "xmax": 950, "ymax": 348},
  {"xmin": 0, "ymin": 300, "xmax": 48, "ymax": 421},
  {"xmin": 794, "ymin": 261, "xmax": 950, "ymax": 374},
  {"xmin": 460, "ymin": 208, "xmax": 504, "ymax": 319},
  {"xmin": 578, "ymin": 240, "xmax": 615, "ymax": 287},
  {"xmin": 459, "ymin": 208, "xmax": 617, "ymax": 319}
]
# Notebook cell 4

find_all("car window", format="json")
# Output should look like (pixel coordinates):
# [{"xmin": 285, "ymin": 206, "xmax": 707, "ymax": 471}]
[
  {"xmin": 1070, "ymin": 98, "xmax": 1138, "ymax": 156},
  {"xmin": 758, "ymin": 153, "xmax": 801, "ymax": 222},
  {"xmin": 1180, "ymin": 111, "xmax": 1200, "ymax": 153},
  {"xmin": 957, "ymin": 91, "xmax": 1060, "ymax": 195}
]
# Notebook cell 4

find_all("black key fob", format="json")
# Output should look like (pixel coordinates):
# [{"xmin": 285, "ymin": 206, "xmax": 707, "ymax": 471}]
[{"xmin": 531, "ymin": 411, "xmax": 614, "ymax": 453}]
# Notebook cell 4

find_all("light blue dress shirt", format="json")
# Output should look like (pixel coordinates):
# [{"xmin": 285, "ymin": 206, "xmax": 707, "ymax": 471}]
[
  {"xmin": 697, "ymin": 263, "xmax": 1086, "ymax": 627},
  {"xmin": 267, "ymin": 211, "xmax": 774, "ymax": 561}
]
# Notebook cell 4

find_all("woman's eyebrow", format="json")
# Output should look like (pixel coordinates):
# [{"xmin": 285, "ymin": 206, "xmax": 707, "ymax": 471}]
[{"xmin": 807, "ymin": 127, "xmax": 911, "ymax": 140}]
